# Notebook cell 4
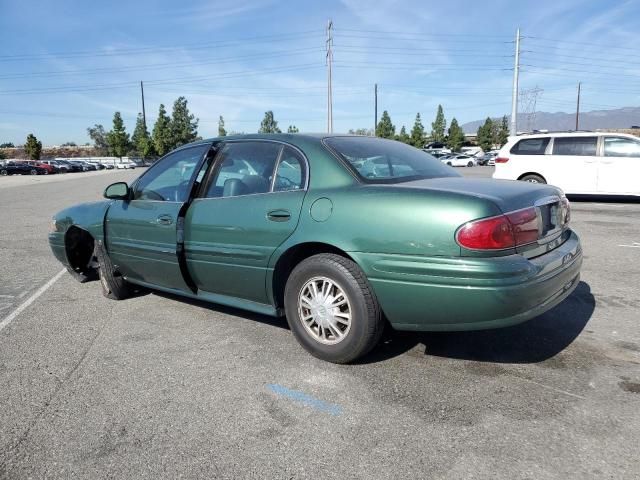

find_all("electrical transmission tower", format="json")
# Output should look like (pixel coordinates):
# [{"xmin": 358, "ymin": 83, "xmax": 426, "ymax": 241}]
[{"xmin": 518, "ymin": 86, "xmax": 543, "ymax": 132}]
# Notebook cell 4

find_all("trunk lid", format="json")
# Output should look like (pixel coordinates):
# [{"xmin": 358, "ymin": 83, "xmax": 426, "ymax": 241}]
[
  {"xmin": 395, "ymin": 177, "xmax": 562, "ymax": 213},
  {"xmin": 395, "ymin": 177, "xmax": 570, "ymax": 258}
]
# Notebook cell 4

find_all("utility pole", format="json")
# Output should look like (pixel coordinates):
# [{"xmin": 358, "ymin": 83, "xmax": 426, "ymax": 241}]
[
  {"xmin": 326, "ymin": 20, "xmax": 333, "ymax": 133},
  {"xmin": 575, "ymin": 82, "xmax": 581, "ymax": 130},
  {"xmin": 140, "ymin": 81, "xmax": 147, "ymax": 131},
  {"xmin": 374, "ymin": 83, "xmax": 378, "ymax": 136},
  {"xmin": 510, "ymin": 28, "xmax": 520, "ymax": 135}
]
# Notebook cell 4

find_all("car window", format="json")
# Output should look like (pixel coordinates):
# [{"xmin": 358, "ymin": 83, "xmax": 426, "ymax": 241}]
[
  {"xmin": 325, "ymin": 137, "xmax": 458, "ymax": 183},
  {"xmin": 552, "ymin": 137, "xmax": 597, "ymax": 156},
  {"xmin": 274, "ymin": 146, "xmax": 306, "ymax": 192},
  {"xmin": 133, "ymin": 145, "xmax": 209, "ymax": 202},
  {"xmin": 205, "ymin": 141, "xmax": 282, "ymax": 198},
  {"xmin": 603, "ymin": 137, "xmax": 640, "ymax": 157},
  {"xmin": 510, "ymin": 138, "xmax": 550, "ymax": 155}
]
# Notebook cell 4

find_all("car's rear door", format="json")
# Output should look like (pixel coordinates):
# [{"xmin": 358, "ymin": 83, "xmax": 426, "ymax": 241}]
[
  {"xmin": 184, "ymin": 140, "xmax": 308, "ymax": 304},
  {"xmin": 549, "ymin": 136, "xmax": 598, "ymax": 194},
  {"xmin": 105, "ymin": 143, "xmax": 211, "ymax": 291},
  {"xmin": 598, "ymin": 136, "xmax": 640, "ymax": 195}
]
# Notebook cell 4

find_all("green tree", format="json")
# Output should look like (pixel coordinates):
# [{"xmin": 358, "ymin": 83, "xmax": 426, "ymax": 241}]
[
  {"xmin": 410, "ymin": 112, "xmax": 425, "ymax": 148},
  {"xmin": 24, "ymin": 133, "xmax": 42, "ymax": 160},
  {"xmin": 287, "ymin": 125, "xmax": 299, "ymax": 133},
  {"xmin": 375, "ymin": 110, "xmax": 395, "ymax": 139},
  {"xmin": 397, "ymin": 125, "xmax": 410, "ymax": 144},
  {"xmin": 106, "ymin": 112, "xmax": 130, "ymax": 158},
  {"xmin": 131, "ymin": 113, "xmax": 153, "ymax": 158},
  {"xmin": 497, "ymin": 115, "xmax": 509, "ymax": 146},
  {"xmin": 348, "ymin": 128, "xmax": 373, "ymax": 136},
  {"xmin": 258, "ymin": 111, "xmax": 281, "ymax": 133},
  {"xmin": 0, "ymin": 150, "xmax": 6, "ymax": 160},
  {"xmin": 0, "ymin": 142, "xmax": 15, "ymax": 148},
  {"xmin": 61, "ymin": 141, "xmax": 76, "ymax": 147},
  {"xmin": 152, "ymin": 104, "xmax": 172, "ymax": 157},
  {"xmin": 218, "ymin": 116, "xmax": 227, "ymax": 137},
  {"xmin": 170, "ymin": 96, "xmax": 199, "ymax": 149},
  {"xmin": 477, "ymin": 117, "xmax": 495, "ymax": 152},
  {"xmin": 446, "ymin": 118, "xmax": 465, "ymax": 152},
  {"xmin": 87, "ymin": 124, "xmax": 108, "ymax": 155},
  {"xmin": 431, "ymin": 105, "xmax": 446, "ymax": 143}
]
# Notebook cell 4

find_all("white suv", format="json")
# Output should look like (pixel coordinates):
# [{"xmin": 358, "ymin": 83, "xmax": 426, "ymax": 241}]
[{"xmin": 493, "ymin": 132, "xmax": 640, "ymax": 196}]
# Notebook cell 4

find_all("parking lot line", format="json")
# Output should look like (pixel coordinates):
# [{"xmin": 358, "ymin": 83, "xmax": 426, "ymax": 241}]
[
  {"xmin": 0, "ymin": 268, "xmax": 66, "ymax": 333},
  {"xmin": 267, "ymin": 383, "xmax": 343, "ymax": 416}
]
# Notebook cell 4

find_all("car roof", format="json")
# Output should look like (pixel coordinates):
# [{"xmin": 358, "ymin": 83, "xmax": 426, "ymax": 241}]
[
  {"xmin": 174, "ymin": 133, "xmax": 394, "ymax": 152},
  {"xmin": 514, "ymin": 131, "xmax": 639, "ymax": 139}
]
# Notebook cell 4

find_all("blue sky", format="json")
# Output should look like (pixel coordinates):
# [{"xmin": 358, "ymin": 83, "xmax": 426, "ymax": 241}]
[{"xmin": 1, "ymin": 0, "xmax": 639, "ymax": 145}]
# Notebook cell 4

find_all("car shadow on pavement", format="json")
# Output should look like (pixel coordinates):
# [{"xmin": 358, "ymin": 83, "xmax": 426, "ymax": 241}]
[{"xmin": 362, "ymin": 281, "xmax": 596, "ymax": 365}]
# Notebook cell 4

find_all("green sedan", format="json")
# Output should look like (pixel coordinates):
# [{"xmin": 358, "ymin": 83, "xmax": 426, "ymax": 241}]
[{"xmin": 49, "ymin": 134, "xmax": 582, "ymax": 363}]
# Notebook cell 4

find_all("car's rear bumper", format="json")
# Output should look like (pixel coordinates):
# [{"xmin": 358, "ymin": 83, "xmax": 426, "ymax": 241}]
[{"xmin": 350, "ymin": 230, "xmax": 582, "ymax": 331}]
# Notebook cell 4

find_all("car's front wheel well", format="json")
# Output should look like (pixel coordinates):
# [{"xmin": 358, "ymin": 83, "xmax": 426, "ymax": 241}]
[
  {"xmin": 272, "ymin": 242, "xmax": 355, "ymax": 311},
  {"xmin": 65, "ymin": 226, "xmax": 96, "ymax": 279}
]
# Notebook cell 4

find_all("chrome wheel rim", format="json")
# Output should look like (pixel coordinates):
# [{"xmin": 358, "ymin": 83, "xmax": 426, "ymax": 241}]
[{"xmin": 298, "ymin": 276, "xmax": 351, "ymax": 345}]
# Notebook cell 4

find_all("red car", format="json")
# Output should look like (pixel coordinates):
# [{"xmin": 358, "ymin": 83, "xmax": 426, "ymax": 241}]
[{"xmin": 25, "ymin": 161, "xmax": 59, "ymax": 174}]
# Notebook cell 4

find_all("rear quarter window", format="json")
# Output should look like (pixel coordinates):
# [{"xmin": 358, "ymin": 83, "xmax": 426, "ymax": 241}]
[{"xmin": 510, "ymin": 138, "xmax": 550, "ymax": 155}]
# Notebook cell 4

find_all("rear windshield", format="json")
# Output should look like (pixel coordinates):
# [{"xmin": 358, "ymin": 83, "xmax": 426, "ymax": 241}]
[{"xmin": 324, "ymin": 136, "xmax": 459, "ymax": 183}]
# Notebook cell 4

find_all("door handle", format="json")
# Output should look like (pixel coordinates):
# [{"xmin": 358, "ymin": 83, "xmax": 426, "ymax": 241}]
[
  {"xmin": 267, "ymin": 209, "xmax": 291, "ymax": 222},
  {"xmin": 156, "ymin": 214, "xmax": 174, "ymax": 225}
]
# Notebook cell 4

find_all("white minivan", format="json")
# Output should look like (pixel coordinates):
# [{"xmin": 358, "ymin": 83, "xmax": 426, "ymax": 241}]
[{"xmin": 493, "ymin": 132, "xmax": 640, "ymax": 196}]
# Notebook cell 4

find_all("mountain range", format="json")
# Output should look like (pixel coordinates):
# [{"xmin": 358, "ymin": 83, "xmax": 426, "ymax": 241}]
[{"xmin": 461, "ymin": 107, "xmax": 640, "ymax": 134}]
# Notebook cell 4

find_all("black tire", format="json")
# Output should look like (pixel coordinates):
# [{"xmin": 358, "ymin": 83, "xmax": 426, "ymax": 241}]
[
  {"xmin": 95, "ymin": 241, "xmax": 132, "ymax": 300},
  {"xmin": 446, "ymin": 162, "xmax": 452, "ymax": 166},
  {"xmin": 284, "ymin": 253, "xmax": 384, "ymax": 364},
  {"xmin": 520, "ymin": 174, "xmax": 546, "ymax": 184},
  {"xmin": 0, "ymin": 170, "xmax": 7, "ymax": 176},
  {"xmin": 467, "ymin": 161, "xmax": 474, "ymax": 167},
  {"xmin": 30, "ymin": 169, "xmax": 38, "ymax": 175}
]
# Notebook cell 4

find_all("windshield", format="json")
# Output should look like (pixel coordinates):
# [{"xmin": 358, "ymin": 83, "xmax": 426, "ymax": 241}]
[{"xmin": 325, "ymin": 136, "xmax": 459, "ymax": 183}]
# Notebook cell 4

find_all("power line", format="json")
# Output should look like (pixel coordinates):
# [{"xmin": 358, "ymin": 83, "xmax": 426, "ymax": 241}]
[{"xmin": 0, "ymin": 30, "xmax": 325, "ymax": 62}]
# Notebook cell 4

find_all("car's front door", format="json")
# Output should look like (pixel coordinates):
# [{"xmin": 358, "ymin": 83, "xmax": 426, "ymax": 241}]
[
  {"xmin": 105, "ymin": 144, "xmax": 211, "ymax": 291},
  {"xmin": 184, "ymin": 141, "xmax": 308, "ymax": 304},
  {"xmin": 598, "ymin": 136, "xmax": 640, "ymax": 195}
]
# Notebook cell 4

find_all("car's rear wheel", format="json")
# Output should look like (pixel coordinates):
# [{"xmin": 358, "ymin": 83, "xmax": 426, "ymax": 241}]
[
  {"xmin": 95, "ymin": 242, "xmax": 132, "ymax": 300},
  {"xmin": 0, "ymin": 169, "xmax": 7, "ymax": 176},
  {"xmin": 30, "ymin": 169, "xmax": 38, "ymax": 175},
  {"xmin": 520, "ymin": 174, "xmax": 546, "ymax": 184},
  {"xmin": 446, "ymin": 161, "xmax": 452, "ymax": 166},
  {"xmin": 467, "ymin": 161, "xmax": 474, "ymax": 167},
  {"xmin": 284, "ymin": 253, "xmax": 384, "ymax": 364}
]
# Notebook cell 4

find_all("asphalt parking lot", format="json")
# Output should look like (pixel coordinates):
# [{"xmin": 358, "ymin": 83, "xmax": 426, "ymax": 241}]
[{"xmin": 1, "ymin": 166, "xmax": 639, "ymax": 479}]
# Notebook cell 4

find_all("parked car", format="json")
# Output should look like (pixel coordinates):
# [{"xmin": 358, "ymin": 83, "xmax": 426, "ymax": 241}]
[
  {"xmin": 441, "ymin": 154, "xmax": 477, "ymax": 167},
  {"xmin": 40, "ymin": 160, "xmax": 69, "ymax": 173},
  {"xmin": 493, "ymin": 132, "xmax": 640, "ymax": 196},
  {"xmin": 25, "ymin": 161, "xmax": 60, "ymax": 174},
  {"xmin": 49, "ymin": 135, "xmax": 581, "ymax": 363},
  {"xmin": 55, "ymin": 160, "xmax": 83, "ymax": 173},
  {"xmin": 115, "ymin": 161, "xmax": 136, "ymax": 169},
  {"xmin": 478, "ymin": 151, "xmax": 499, "ymax": 166},
  {"xmin": 1, "ymin": 163, "xmax": 48, "ymax": 175}
]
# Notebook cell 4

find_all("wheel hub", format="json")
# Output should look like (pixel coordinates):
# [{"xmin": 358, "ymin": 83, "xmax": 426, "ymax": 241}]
[{"xmin": 298, "ymin": 276, "xmax": 352, "ymax": 345}]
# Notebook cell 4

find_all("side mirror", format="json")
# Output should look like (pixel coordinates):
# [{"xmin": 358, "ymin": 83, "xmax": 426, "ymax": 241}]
[{"xmin": 104, "ymin": 182, "xmax": 130, "ymax": 200}]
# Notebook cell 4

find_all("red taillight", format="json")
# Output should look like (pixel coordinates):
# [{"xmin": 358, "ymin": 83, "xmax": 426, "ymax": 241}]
[
  {"xmin": 495, "ymin": 157, "xmax": 509, "ymax": 163},
  {"xmin": 456, "ymin": 216, "xmax": 515, "ymax": 250},
  {"xmin": 456, "ymin": 207, "xmax": 540, "ymax": 250}
]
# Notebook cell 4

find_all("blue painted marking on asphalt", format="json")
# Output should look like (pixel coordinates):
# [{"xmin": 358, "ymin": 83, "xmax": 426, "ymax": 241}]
[{"xmin": 267, "ymin": 384, "xmax": 343, "ymax": 416}]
